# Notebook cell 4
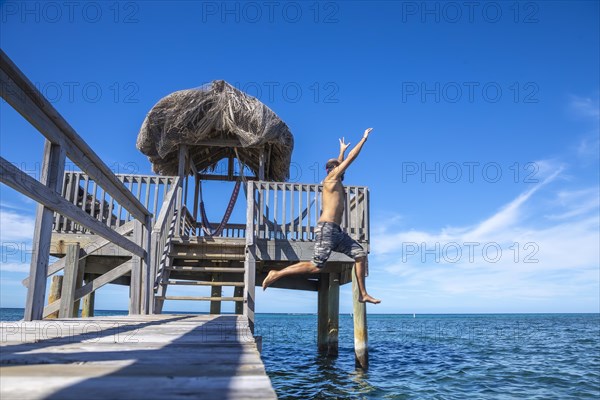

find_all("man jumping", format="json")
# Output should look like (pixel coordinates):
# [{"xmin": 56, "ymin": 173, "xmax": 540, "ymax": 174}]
[{"xmin": 262, "ymin": 128, "xmax": 381, "ymax": 304}]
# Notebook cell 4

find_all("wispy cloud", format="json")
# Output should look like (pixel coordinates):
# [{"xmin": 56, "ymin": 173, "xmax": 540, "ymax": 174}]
[
  {"xmin": 370, "ymin": 162, "xmax": 599, "ymax": 312},
  {"xmin": 570, "ymin": 95, "xmax": 600, "ymax": 119},
  {"xmin": 0, "ymin": 208, "xmax": 35, "ymax": 242},
  {"xmin": 0, "ymin": 262, "xmax": 29, "ymax": 273}
]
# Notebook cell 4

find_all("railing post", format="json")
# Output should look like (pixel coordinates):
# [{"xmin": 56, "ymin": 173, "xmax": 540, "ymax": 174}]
[
  {"xmin": 130, "ymin": 220, "xmax": 143, "ymax": 314},
  {"xmin": 244, "ymin": 181, "xmax": 256, "ymax": 333},
  {"xmin": 59, "ymin": 243, "xmax": 81, "ymax": 318},
  {"xmin": 149, "ymin": 228, "xmax": 159, "ymax": 314},
  {"xmin": 141, "ymin": 215, "xmax": 152, "ymax": 314},
  {"xmin": 24, "ymin": 140, "xmax": 66, "ymax": 321},
  {"xmin": 175, "ymin": 145, "xmax": 187, "ymax": 235}
]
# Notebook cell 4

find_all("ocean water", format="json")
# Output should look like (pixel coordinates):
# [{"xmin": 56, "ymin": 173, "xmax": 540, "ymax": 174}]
[{"xmin": 2, "ymin": 309, "xmax": 599, "ymax": 399}]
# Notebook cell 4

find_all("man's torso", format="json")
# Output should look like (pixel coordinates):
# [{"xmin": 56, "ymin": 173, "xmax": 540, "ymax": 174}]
[{"xmin": 319, "ymin": 178, "xmax": 344, "ymax": 225}]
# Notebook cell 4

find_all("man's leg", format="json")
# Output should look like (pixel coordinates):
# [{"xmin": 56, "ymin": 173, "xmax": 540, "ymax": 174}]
[
  {"xmin": 354, "ymin": 256, "xmax": 381, "ymax": 304},
  {"xmin": 262, "ymin": 261, "xmax": 320, "ymax": 290}
]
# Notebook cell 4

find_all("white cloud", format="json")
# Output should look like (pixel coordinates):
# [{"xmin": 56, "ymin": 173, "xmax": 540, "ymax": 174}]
[
  {"xmin": 369, "ymin": 163, "xmax": 599, "ymax": 312},
  {"xmin": 0, "ymin": 208, "xmax": 36, "ymax": 242},
  {"xmin": 0, "ymin": 262, "xmax": 29, "ymax": 273}
]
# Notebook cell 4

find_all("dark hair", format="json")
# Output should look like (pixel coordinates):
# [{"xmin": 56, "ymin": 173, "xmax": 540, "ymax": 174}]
[{"xmin": 325, "ymin": 159, "xmax": 340, "ymax": 173}]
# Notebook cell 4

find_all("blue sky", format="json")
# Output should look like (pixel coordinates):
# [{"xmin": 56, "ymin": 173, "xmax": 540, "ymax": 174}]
[{"xmin": 1, "ymin": 1, "xmax": 598, "ymax": 314}]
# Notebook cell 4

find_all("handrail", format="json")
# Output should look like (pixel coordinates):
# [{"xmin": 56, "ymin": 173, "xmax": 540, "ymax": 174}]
[
  {"xmin": 55, "ymin": 171, "xmax": 178, "ymax": 233},
  {"xmin": 0, "ymin": 49, "xmax": 150, "ymax": 222},
  {"xmin": 150, "ymin": 178, "xmax": 181, "ymax": 307}
]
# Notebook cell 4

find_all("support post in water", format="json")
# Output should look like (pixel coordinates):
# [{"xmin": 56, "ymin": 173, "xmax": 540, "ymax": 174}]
[
  {"xmin": 327, "ymin": 272, "xmax": 340, "ymax": 356},
  {"xmin": 46, "ymin": 275, "xmax": 63, "ymax": 319},
  {"xmin": 317, "ymin": 275, "xmax": 329, "ymax": 353},
  {"xmin": 81, "ymin": 275, "xmax": 95, "ymax": 318},
  {"xmin": 352, "ymin": 265, "xmax": 369, "ymax": 369}
]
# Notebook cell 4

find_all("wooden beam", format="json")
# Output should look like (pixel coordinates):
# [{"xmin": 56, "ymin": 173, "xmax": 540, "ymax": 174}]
[
  {"xmin": 258, "ymin": 148, "xmax": 265, "ymax": 181},
  {"xmin": 0, "ymin": 50, "xmax": 150, "ymax": 222},
  {"xmin": 23, "ymin": 140, "xmax": 65, "ymax": 321},
  {"xmin": 352, "ymin": 266, "xmax": 368, "ymax": 369},
  {"xmin": 59, "ymin": 243, "xmax": 80, "ymax": 318},
  {"xmin": 75, "ymin": 260, "xmax": 132, "ymax": 300},
  {"xmin": 0, "ymin": 157, "xmax": 145, "ymax": 258},
  {"xmin": 43, "ymin": 259, "xmax": 132, "ymax": 318},
  {"xmin": 22, "ymin": 220, "xmax": 135, "ymax": 287}
]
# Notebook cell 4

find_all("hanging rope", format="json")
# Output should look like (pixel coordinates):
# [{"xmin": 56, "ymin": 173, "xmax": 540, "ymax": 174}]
[{"xmin": 198, "ymin": 179, "xmax": 241, "ymax": 237}]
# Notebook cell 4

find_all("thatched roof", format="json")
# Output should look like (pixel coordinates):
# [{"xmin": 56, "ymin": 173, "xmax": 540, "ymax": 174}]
[{"xmin": 136, "ymin": 80, "xmax": 294, "ymax": 181}]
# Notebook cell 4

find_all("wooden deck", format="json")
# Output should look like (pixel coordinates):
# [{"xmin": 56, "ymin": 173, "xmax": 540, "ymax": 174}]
[{"xmin": 0, "ymin": 314, "xmax": 277, "ymax": 400}]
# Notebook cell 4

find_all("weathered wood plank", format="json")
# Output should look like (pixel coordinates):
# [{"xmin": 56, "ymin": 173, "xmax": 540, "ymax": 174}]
[{"xmin": 23, "ymin": 140, "xmax": 65, "ymax": 321}]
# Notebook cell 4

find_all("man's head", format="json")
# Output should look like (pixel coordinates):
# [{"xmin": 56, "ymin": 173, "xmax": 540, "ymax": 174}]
[{"xmin": 325, "ymin": 159, "xmax": 344, "ymax": 181}]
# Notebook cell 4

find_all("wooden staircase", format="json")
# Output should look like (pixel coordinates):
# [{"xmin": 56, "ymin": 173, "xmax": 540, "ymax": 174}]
[{"xmin": 154, "ymin": 236, "xmax": 248, "ymax": 314}]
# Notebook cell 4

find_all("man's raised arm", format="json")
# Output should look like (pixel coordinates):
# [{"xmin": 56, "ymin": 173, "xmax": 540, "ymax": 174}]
[
  {"xmin": 338, "ymin": 137, "xmax": 350, "ymax": 162},
  {"xmin": 331, "ymin": 128, "xmax": 373, "ymax": 177}
]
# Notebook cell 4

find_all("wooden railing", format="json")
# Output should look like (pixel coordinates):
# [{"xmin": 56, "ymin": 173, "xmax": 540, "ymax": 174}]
[
  {"xmin": 247, "ymin": 181, "xmax": 370, "ymax": 242},
  {"xmin": 55, "ymin": 171, "xmax": 178, "ymax": 233},
  {"xmin": 0, "ymin": 49, "xmax": 153, "ymax": 320},
  {"xmin": 150, "ymin": 179, "xmax": 181, "ymax": 313}
]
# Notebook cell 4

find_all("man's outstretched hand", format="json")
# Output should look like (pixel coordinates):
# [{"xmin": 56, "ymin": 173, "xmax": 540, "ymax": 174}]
[
  {"xmin": 363, "ymin": 128, "xmax": 373, "ymax": 139},
  {"xmin": 339, "ymin": 137, "xmax": 351, "ymax": 153}
]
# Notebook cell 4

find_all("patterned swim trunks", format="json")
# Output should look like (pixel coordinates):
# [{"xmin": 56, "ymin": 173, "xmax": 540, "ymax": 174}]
[{"xmin": 312, "ymin": 221, "xmax": 367, "ymax": 268}]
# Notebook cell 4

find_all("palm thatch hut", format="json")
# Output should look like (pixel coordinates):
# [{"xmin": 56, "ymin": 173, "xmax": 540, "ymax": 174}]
[{"xmin": 136, "ymin": 80, "xmax": 294, "ymax": 181}]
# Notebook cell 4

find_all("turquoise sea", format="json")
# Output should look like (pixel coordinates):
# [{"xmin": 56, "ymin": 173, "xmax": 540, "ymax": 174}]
[{"xmin": 1, "ymin": 308, "xmax": 599, "ymax": 399}]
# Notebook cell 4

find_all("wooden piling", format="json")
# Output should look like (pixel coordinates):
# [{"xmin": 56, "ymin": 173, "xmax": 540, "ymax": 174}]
[
  {"xmin": 317, "ymin": 275, "xmax": 329, "ymax": 353},
  {"xmin": 352, "ymin": 266, "xmax": 369, "ymax": 369},
  {"xmin": 72, "ymin": 259, "xmax": 86, "ymax": 317},
  {"xmin": 210, "ymin": 273, "xmax": 222, "ymax": 314},
  {"xmin": 234, "ymin": 286, "xmax": 244, "ymax": 314},
  {"xmin": 58, "ymin": 243, "xmax": 80, "ymax": 318},
  {"xmin": 327, "ymin": 272, "xmax": 340, "ymax": 356},
  {"xmin": 81, "ymin": 276, "xmax": 95, "ymax": 318},
  {"xmin": 46, "ymin": 275, "xmax": 63, "ymax": 319}
]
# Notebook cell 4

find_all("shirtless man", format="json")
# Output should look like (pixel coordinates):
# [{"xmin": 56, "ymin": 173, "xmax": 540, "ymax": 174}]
[{"xmin": 262, "ymin": 128, "xmax": 381, "ymax": 304}]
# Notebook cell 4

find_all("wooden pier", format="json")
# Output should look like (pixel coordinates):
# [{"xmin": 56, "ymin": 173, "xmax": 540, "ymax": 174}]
[
  {"xmin": 0, "ymin": 49, "xmax": 372, "ymax": 399},
  {"xmin": 0, "ymin": 314, "xmax": 276, "ymax": 399}
]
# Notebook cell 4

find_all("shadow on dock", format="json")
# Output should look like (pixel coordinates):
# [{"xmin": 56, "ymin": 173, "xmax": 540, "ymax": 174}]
[{"xmin": 0, "ymin": 315, "xmax": 276, "ymax": 399}]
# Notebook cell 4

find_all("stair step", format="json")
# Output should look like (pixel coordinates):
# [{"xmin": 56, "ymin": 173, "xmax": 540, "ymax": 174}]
[
  {"xmin": 156, "ymin": 296, "xmax": 244, "ymax": 301},
  {"xmin": 172, "ymin": 237, "xmax": 246, "ymax": 246},
  {"xmin": 163, "ymin": 280, "xmax": 244, "ymax": 287},
  {"xmin": 169, "ymin": 252, "xmax": 245, "ymax": 261},
  {"xmin": 167, "ymin": 266, "xmax": 245, "ymax": 273}
]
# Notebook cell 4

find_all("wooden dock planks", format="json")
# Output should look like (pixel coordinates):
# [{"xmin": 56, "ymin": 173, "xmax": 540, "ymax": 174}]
[{"xmin": 0, "ymin": 314, "xmax": 277, "ymax": 400}]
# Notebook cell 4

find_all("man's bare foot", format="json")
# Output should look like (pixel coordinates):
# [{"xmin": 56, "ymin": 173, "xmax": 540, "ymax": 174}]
[
  {"xmin": 262, "ymin": 270, "xmax": 278, "ymax": 290},
  {"xmin": 359, "ymin": 294, "xmax": 381, "ymax": 304}
]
